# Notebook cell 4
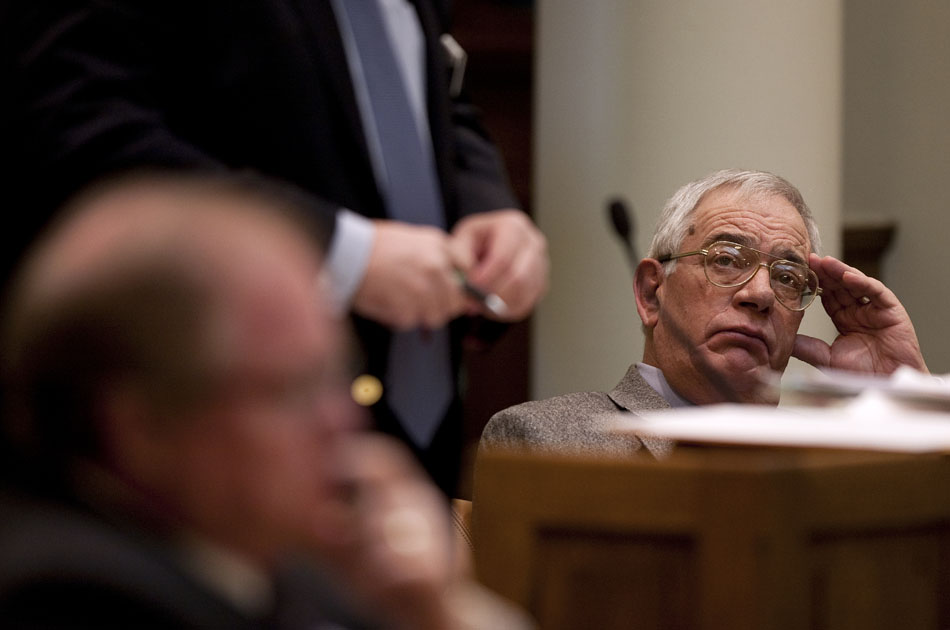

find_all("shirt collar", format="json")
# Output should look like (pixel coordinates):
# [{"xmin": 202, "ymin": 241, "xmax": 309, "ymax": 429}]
[{"xmin": 636, "ymin": 363, "xmax": 694, "ymax": 408}]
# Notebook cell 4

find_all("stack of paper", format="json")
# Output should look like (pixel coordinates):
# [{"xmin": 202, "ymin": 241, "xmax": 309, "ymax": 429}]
[{"xmin": 613, "ymin": 368, "xmax": 950, "ymax": 453}]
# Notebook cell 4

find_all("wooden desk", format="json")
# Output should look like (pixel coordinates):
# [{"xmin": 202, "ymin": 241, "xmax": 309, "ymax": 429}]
[{"xmin": 472, "ymin": 447, "xmax": 950, "ymax": 630}]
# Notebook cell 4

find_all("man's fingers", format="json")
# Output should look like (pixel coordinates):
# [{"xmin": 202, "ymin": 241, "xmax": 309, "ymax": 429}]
[
  {"xmin": 812, "ymin": 254, "xmax": 896, "ymax": 310},
  {"xmin": 451, "ymin": 209, "xmax": 546, "ymax": 286},
  {"xmin": 488, "ymin": 248, "xmax": 549, "ymax": 320},
  {"xmin": 352, "ymin": 222, "xmax": 469, "ymax": 329},
  {"xmin": 792, "ymin": 333, "xmax": 831, "ymax": 369}
]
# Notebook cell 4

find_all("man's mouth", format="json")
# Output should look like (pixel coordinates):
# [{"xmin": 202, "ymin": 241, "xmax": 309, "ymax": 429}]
[{"xmin": 712, "ymin": 327, "xmax": 770, "ymax": 356}]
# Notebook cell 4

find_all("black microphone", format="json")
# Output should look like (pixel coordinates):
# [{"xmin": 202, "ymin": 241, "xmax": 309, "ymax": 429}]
[{"xmin": 607, "ymin": 196, "xmax": 638, "ymax": 274}]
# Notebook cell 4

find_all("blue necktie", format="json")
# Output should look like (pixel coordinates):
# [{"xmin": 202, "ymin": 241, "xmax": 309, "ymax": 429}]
[{"xmin": 339, "ymin": 0, "xmax": 453, "ymax": 447}]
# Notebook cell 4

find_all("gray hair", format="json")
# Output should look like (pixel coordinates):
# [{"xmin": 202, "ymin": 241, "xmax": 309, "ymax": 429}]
[{"xmin": 646, "ymin": 169, "xmax": 822, "ymax": 271}]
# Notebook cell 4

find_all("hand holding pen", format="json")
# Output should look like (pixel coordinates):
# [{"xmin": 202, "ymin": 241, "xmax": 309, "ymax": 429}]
[
  {"xmin": 450, "ymin": 209, "xmax": 549, "ymax": 321},
  {"xmin": 351, "ymin": 213, "xmax": 547, "ymax": 330},
  {"xmin": 455, "ymin": 269, "xmax": 509, "ymax": 318}
]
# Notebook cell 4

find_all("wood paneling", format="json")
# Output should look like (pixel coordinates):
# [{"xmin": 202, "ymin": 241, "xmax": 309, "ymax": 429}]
[{"xmin": 474, "ymin": 447, "xmax": 950, "ymax": 629}]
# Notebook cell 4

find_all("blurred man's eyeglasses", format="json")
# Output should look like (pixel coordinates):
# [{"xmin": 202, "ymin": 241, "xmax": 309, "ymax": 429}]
[{"xmin": 657, "ymin": 240, "xmax": 822, "ymax": 311}]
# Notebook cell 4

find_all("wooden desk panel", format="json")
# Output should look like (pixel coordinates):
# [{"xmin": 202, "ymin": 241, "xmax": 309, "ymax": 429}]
[
  {"xmin": 472, "ymin": 448, "xmax": 950, "ymax": 630},
  {"xmin": 535, "ymin": 531, "xmax": 697, "ymax": 630}
]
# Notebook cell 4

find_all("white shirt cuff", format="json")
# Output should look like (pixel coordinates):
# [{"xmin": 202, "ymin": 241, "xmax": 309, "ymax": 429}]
[{"xmin": 320, "ymin": 210, "xmax": 375, "ymax": 314}]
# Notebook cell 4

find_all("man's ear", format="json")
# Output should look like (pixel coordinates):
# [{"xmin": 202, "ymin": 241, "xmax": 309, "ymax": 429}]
[
  {"xmin": 634, "ymin": 258, "xmax": 664, "ymax": 329},
  {"xmin": 96, "ymin": 385, "xmax": 174, "ymax": 485}
]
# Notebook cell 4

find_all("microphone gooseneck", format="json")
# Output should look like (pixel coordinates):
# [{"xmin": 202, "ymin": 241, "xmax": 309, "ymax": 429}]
[{"xmin": 607, "ymin": 197, "xmax": 638, "ymax": 274}]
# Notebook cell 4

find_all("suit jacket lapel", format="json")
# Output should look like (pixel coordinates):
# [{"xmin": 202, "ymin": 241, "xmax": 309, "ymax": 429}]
[
  {"xmin": 607, "ymin": 364, "xmax": 673, "ymax": 413},
  {"xmin": 288, "ymin": 0, "xmax": 376, "ymax": 180},
  {"xmin": 607, "ymin": 365, "xmax": 675, "ymax": 458}
]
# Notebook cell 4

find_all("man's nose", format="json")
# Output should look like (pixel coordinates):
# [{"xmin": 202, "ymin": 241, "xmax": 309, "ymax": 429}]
[{"xmin": 734, "ymin": 263, "xmax": 775, "ymax": 311}]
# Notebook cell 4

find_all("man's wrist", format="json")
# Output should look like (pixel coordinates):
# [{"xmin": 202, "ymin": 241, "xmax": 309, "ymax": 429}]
[{"xmin": 321, "ymin": 210, "xmax": 376, "ymax": 314}]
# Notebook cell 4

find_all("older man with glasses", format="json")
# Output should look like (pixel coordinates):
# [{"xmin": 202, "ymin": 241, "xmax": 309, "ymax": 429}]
[{"xmin": 482, "ymin": 168, "xmax": 927, "ymax": 457}]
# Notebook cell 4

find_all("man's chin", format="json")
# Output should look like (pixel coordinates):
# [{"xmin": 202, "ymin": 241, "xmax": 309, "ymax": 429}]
[
  {"xmin": 713, "ymin": 340, "xmax": 770, "ymax": 368},
  {"xmin": 702, "ymin": 353, "xmax": 777, "ymax": 404}
]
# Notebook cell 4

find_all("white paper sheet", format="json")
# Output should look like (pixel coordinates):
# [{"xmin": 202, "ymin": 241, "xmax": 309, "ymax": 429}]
[{"xmin": 612, "ymin": 390, "xmax": 950, "ymax": 453}]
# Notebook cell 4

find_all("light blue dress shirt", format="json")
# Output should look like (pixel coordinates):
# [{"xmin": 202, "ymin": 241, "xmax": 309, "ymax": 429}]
[{"xmin": 636, "ymin": 363, "xmax": 695, "ymax": 407}]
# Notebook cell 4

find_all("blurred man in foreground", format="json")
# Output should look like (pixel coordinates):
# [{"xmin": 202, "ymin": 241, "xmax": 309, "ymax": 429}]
[
  {"xmin": 0, "ymin": 174, "xmax": 528, "ymax": 629},
  {"xmin": 483, "ymin": 169, "xmax": 927, "ymax": 456}
]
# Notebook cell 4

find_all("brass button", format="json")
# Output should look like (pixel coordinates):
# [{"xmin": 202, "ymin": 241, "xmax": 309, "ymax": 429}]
[{"xmin": 350, "ymin": 374, "xmax": 383, "ymax": 406}]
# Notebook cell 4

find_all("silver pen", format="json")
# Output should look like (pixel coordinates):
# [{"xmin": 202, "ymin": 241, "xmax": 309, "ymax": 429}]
[{"xmin": 456, "ymin": 271, "xmax": 509, "ymax": 318}]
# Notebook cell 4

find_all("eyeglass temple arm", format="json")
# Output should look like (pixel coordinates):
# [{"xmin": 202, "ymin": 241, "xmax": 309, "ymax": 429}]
[{"xmin": 655, "ymin": 249, "xmax": 708, "ymax": 263}]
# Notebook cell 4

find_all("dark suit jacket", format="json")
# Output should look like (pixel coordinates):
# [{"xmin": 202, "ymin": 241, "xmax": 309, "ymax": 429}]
[
  {"xmin": 0, "ymin": 487, "xmax": 377, "ymax": 629},
  {"xmin": 1, "ymin": 0, "xmax": 518, "ymax": 492},
  {"xmin": 480, "ymin": 364, "xmax": 674, "ymax": 458}
]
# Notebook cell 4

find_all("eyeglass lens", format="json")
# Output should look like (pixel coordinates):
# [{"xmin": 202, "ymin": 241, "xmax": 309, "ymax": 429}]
[{"xmin": 704, "ymin": 242, "xmax": 818, "ymax": 309}]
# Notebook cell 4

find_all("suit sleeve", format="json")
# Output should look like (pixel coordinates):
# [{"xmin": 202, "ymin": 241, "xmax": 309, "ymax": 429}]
[
  {"xmin": 480, "ymin": 394, "xmax": 651, "ymax": 457},
  {"xmin": 449, "ymin": 99, "xmax": 521, "ymax": 217},
  {"xmin": 417, "ymin": 0, "xmax": 521, "ymax": 220}
]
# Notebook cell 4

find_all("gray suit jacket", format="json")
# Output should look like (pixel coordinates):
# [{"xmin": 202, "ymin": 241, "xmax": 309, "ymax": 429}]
[{"xmin": 480, "ymin": 365, "xmax": 674, "ymax": 458}]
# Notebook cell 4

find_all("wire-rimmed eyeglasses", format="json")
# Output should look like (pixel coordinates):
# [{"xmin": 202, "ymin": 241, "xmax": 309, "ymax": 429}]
[{"xmin": 656, "ymin": 240, "xmax": 822, "ymax": 311}]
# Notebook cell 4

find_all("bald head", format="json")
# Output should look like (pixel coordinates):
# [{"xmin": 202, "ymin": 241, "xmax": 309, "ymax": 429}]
[
  {"xmin": 14, "ymin": 173, "xmax": 325, "ymax": 316},
  {"xmin": 2, "ymin": 172, "xmax": 329, "ymax": 473}
]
